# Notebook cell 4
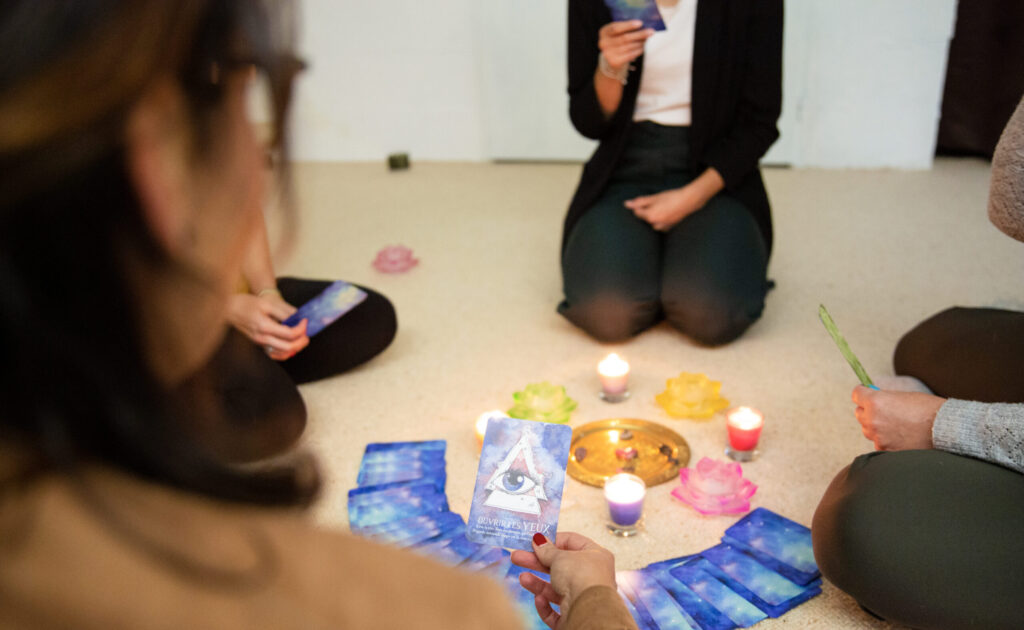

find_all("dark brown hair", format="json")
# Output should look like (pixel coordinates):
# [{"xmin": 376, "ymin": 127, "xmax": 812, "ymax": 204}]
[{"xmin": 0, "ymin": 0, "xmax": 317, "ymax": 511}]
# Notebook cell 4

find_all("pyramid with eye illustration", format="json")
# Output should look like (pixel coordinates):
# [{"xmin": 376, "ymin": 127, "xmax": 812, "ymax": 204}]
[{"xmin": 484, "ymin": 435, "xmax": 549, "ymax": 515}]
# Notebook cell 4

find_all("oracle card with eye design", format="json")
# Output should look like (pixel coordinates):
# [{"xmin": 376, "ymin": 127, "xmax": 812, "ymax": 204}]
[{"xmin": 465, "ymin": 416, "xmax": 572, "ymax": 551}]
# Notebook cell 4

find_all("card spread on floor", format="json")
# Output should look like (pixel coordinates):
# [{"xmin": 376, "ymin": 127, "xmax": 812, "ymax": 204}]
[
  {"xmin": 364, "ymin": 440, "xmax": 447, "ymax": 454},
  {"xmin": 505, "ymin": 566, "xmax": 559, "ymax": 630},
  {"xmin": 281, "ymin": 280, "xmax": 367, "ymax": 336},
  {"xmin": 651, "ymin": 570, "xmax": 737, "ymax": 630},
  {"xmin": 619, "ymin": 570, "xmax": 698, "ymax": 630},
  {"xmin": 346, "ymin": 440, "xmax": 823, "ymax": 629},
  {"xmin": 668, "ymin": 561, "xmax": 767, "ymax": 627},
  {"xmin": 724, "ymin": 507, "xmax": 819, "ymax": 585},
  {"xmin": 603, "ymin": 0, "xmax": 666, "ymax": 31},
  {"xmin": 466, "ymin": 416, "xmax": 572, "ymax": 551}
]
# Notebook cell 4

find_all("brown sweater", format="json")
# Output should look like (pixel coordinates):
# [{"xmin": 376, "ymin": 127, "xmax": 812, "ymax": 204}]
[{"xmin": 0, "ymin": 455, "xmax": 637, "ymax": 630}]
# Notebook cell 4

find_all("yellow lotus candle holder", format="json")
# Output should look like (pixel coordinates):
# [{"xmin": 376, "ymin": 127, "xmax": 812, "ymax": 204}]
[{"xmin": 655, "ymin": 372, "xmax": 729, "ymax": 419}]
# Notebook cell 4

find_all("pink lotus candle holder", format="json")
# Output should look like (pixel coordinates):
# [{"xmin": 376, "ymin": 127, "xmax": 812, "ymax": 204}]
[
  {"xmin": 671, "ymin": 457, "xmax": 757, "ymax": 516},
  {"xmin": 655, "ymin": 372, "xmax": 730, "ymax": 419},
  {"xmin": 372, "ymin": 245, "xmax": 418, "ymax": 273}
]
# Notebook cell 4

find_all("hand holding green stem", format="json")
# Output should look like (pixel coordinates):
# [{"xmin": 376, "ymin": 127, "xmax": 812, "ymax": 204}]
[{"xmin": 818, "ymin": 304, "xmax": 878, "ymax": 389}]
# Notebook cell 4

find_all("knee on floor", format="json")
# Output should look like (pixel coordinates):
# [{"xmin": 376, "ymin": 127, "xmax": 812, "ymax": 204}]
[
  {"xmin": 562, "ymin": 294, "xmax": 659, "ymax": 343},
  {"xmin": 663, "ymin": 293, "xmax": 762, "ymax": 346}
]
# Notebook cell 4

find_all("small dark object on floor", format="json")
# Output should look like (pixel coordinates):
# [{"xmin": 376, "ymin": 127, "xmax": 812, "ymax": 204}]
[{"xmin": 387, "ymin": 152, "xmax": 410, "ymax": 170}]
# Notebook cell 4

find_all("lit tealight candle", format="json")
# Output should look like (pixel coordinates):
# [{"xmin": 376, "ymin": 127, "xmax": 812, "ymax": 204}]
[
  {"xmin": 598, "ymin": 353, "xmax": 630, "ymax": 402},
  {"xmin": 725, "ymin": 406, "xmax": 764, "ymax": 462},
  {"xmin": 475, "ymin": 410, "xmax": 504, "ymax": 445},
  {"xmin": 604, "ymin": 473, "xmax": 646, "ymax": 536}
]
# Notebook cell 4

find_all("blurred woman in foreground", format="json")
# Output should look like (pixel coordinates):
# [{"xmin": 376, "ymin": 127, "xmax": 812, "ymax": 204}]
[{"xmin": 0, "ymin": 2, "xmax": 633, "ymax": 628}]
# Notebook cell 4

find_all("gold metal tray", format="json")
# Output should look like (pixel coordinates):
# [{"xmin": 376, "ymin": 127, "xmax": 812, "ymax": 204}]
[{"xmin": 567, "ymin": 418, "xmax": 690, "ymax": 488}]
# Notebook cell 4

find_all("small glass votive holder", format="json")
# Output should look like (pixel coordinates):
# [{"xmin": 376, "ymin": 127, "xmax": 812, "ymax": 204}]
[
  {"xmin": 725, "ymin": 406, "xmax": 764, "ymax": 462},
  {"xmin": 604, "ymin": 473, "xmax": 646, "ymax": 537},
  {"xmin": 598, "ymin": 353, "xmax": 630, "ymax": 402}
]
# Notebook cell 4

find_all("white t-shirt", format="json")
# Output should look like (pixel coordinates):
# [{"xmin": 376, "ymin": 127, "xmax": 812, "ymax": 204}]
[{"xmin": 632, "ymin": 0, "xmax": 698, "ymax": 126}]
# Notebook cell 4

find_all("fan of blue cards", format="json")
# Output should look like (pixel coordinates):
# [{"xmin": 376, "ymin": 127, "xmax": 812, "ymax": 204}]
[
  {"xmin": 347, "ymin": 439, "xmax": 551, "ymax": 630},
  {"xmin": 616, "ymin": 508, "xmax": 821, "ymax": 629},
  {"xmin": 348, "ymin": 439, "xmax": 820, "ymax": 630}
]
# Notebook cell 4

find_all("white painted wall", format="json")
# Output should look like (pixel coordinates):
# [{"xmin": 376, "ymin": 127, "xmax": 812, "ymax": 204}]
[
  {"xmin": 292, "ymin": 0, "xmax": 957, "ymax": 169},
  {"xmin": 292, "ymin": 0, "xmax": 484, "ymax": 161},
  {"xmin": 779, "ymin": 0, "xmax": 958, "ymax": 168}
]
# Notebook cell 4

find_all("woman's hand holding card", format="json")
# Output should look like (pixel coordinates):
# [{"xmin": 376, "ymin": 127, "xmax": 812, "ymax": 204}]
[
  {"xmin": 227, "ymin": 292, "xmax": 308, "ymax": 360},
  {"xmin": 511, "ymin": 532, "xmax": 619, "ymax": 629}
]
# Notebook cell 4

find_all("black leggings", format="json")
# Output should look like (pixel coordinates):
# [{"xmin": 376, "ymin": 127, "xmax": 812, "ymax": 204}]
[
  {"xmin": 178, "ymin": 278, "xmax": 396, "ymax": 461},
  {"xmin": 813, "ymin": 306, "xmax": 1024, "ymax": 628}
]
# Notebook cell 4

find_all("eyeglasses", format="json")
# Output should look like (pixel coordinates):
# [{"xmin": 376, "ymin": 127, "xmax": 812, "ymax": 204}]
[{"xmin": 211, "ymin": 53, "xmax": 307, "ymax": 159}]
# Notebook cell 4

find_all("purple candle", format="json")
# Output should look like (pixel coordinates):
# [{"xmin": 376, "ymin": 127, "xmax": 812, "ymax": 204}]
[{"xmin": 604, "ymin": 473, "xmax": 646, "ymax": 529}]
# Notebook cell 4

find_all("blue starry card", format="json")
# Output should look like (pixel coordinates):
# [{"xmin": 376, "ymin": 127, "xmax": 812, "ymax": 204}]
[
  {"xmin": 618, "ymin": 570, "xmax": 697, "ymax": 629},
  {"xmin": 465, "ymin": 416, "xmax": 572, "ymax": 551},
  {"xmin": 281, "ymin": 280, "xmax": 367, "ymax": 337},
  {"xmin": 668, "ymin": 561, "xmax": 767, "ymax": 627},
  {"xmin": 651, "ymin": 570, "xmax": 738, "ymax": 630},
  {"xmin": 505, "ymin": 566, "xmax": 558, "ymax": 630},
  {"xmin": 692, "ymin": 547, "xmax": 821, "ymax": 617},
  {"xmin": 723, "ymin": 507, "xmax": 820, "ymax": 585},
  {"xmin": 603, "ymin": 0, "xmax": 666, "ymax": 31}
]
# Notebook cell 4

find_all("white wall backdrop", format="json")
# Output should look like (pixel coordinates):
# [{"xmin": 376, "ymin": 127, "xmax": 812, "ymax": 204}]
[
  {"xmin": 292, "ymin": 0, "xmax": 484, "ymax": 161},
  {"xmin": 293, "ymin": 0, "xmax": 957, "ymax": 168}
]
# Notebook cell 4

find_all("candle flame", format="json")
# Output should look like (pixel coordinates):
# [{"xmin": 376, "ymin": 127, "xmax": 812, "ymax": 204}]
[
  {"xmin": 476, "ymin": 410, "xmax": 503, "ymax": 441},
  {"xmin": 727, "ymin": 406, "xmax": 764, "ymax": 430},
  {"xmin": 598, "ymin": 353, "xmax": 629, "ymax": 377},
  {"xmin": 604, "ymin": 474, "xmax": 646, "ymax": 502}
]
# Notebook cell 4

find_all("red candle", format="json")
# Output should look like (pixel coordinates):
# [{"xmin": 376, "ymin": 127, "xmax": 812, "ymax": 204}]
[{"xmin": 726, "ymin": 406, "xmax": 764, "ymax": 451}]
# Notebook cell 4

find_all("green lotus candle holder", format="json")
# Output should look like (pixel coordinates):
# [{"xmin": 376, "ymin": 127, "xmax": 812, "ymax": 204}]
[
  {"xmin": 655, "ymin": 372, "xmax": 729, "ymax": 420},
  {"xmin": 507, "ymin": 381, "xmax": 577, "ymax": 424}
]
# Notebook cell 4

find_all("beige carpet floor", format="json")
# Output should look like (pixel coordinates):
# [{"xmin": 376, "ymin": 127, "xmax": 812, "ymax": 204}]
[{"xmin": 274, "ymin": 157, "xmax": 1018, "ymax": 629}]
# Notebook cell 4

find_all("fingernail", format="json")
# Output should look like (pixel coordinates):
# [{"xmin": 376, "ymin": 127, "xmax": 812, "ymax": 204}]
[{"xmin": 532, "ymin": 533, "xmax": 547, "ymax": 546}]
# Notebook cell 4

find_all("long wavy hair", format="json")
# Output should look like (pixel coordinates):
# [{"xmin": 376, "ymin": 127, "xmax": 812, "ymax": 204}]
[{"xmin": 0, "ymin": 0, "xmax": 318, "ymax": 521}]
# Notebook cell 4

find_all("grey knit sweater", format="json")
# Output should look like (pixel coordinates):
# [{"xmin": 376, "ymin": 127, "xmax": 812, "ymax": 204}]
[
  {"xmin": 934, "ymin": 400, "xmax": 1024, "ymax": 472},
  {"xmin": 930, "ymin": 96, "xmax": 1024, "ymax": 473}
]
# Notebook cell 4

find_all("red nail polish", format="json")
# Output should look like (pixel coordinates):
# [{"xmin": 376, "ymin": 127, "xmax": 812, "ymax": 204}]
[{"xmin": 533, "ymin": 533, "xmax": 547, "ymax": 546}]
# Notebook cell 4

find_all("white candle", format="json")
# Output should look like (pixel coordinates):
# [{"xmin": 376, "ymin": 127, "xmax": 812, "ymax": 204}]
[{"xmin": 598, "ymin": 353, "xmax": 630, "ymax": 400}]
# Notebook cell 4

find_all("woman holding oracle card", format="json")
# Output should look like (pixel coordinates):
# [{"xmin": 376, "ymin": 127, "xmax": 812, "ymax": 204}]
[
  {"xmin": 0, "ymin": 3, "xmax": 634, "ymax": 628},
  {"xmin": 178, "ymin": 214, "xmax": 397, "ymax": 462},
  {"xmin": 560, "ymin": 0, "xmax": 782, "ymax": 345},
  {"xmin": 813, "ymin": 96, "xmax": 1024, "ymax": 629}
]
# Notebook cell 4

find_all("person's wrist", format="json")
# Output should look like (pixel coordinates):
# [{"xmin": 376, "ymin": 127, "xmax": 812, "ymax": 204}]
[
  {"xmin": 598, "ymin": 52, "xmax": 629, "ymax": 85},
  {"xmin": 256, "ymin": 287, "xmax": 281, "ymax": 299}
]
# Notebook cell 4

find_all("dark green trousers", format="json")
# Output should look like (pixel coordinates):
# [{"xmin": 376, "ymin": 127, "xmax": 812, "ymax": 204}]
[
  {"xmin": 813, "ymin": 449, "xmax": 1024, "ymax": 629},
  {"xmin": 894, "ymin": 306, "xmax": 1024, "ymax": 402},
  {"xmin": 559, "ymin": 122, "xmax": 770, "ymax": 345}
]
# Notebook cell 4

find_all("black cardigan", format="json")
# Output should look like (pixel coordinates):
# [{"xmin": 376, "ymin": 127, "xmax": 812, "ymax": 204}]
[{"xmin": 564, "ymin": 0, "xmax": 783, "ymax": 255}]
